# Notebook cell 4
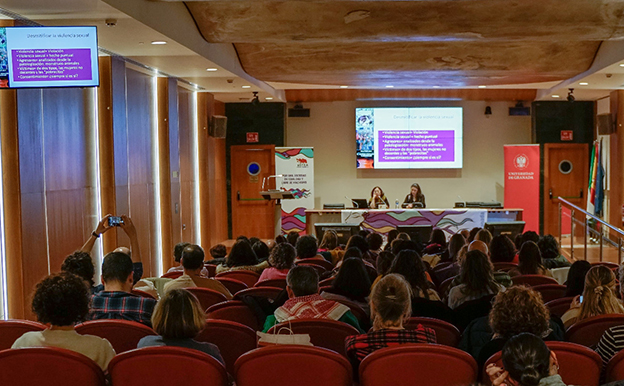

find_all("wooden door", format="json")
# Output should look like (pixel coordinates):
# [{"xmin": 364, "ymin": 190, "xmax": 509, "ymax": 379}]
[
  {"xmin": 543, "ymin": 143, "xmax": 589, "ymax": 236},
  {"xmin": 230, "ymin": 145, "xmax": 275, "ymax": 238}
]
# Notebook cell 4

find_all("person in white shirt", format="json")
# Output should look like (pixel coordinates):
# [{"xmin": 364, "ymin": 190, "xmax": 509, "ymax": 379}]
[{"xmin": 12, "ymin": 272, "xmax": 115, "ymax": 371}]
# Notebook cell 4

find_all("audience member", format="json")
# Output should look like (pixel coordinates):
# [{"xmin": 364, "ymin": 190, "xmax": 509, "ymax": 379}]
[
  {"xmin": 167, "ymin": 241, "xmax": 210, "ymax": 277},
  {"xmin": 432, "ymin": 233, "xmax": 465, "ymax": 285},
  {"xmin": 263, "ymin": 266, "xmax": 363, "ymax": 332},
  {"xmin": 372, "ymin": 251, "xmax": 395, "ymax": 287},
  {"xmin": 422, "ymin": 228, "xmax": 447, "ymax": 256},
  {"xmin": 384, "ymin": 229, "xmax": 399, "ymax": 251},
  {"xmin": 258, "ymin": 242, "xmax": 296, "ymax": 282},
  {"xmin": 366, "ymin": 232, "xmax": 384, "ymax": 256},
  {"xmin": 467, "ymin": 227, "xmax": 481, "ymax": 243},
  {"xmin": 61, "ymin": 251, "xmax": 96, "ymax": 291},
  {"xmin": 266, "ymin": 239, "xmax": 276, "ymax": 252},
  {"xmin": 206, "ymin": 244, "xmax": 227, "ymax": 266},
  {"xmin": 294, "ymin": 235, "xmax": 325, "ymax": 262},
  {"xmin": 275, "ymin": 234, "xmax": 287, "ymax": 245},
  {"xmin": 249, "ymin": 237, "xmax": 261, "ymax": 246},
  {"xmin": 561, "ymin": 265, "xmax": 624, "ymax": 328},
  {"xmin": 322, "ymin": 257, "xmax": 371, "ymax": 316},
  {"xmin": 252, "ymin": 240, "xmax": 270, "ymax": 262},
  {"xmin": 486, "ymin": 333, "xmax": 565, "ymax": 386},
  {"xmin": 286, "ymin": 231, "xmax": 299, "ymax": 246},
  {"xmin": 597, "ymin": 323, "xmax": 624, "ymax": 374},
  {"xmin": 13, "ymin": 273, "xmax": 115, "ymax": 370},
  {"xmin": 448, "ymin": 250, "xmax": 503, "ymax": 309},
  {"xmin": 489, "ymin": 235, "xmax": 516, "ymax": 263},
  {"xmin": 345, "ymin": 274, "xmax": 436, "ymax": 373},
  {"xmin": 508, "ymin": 241, "xmax": 552, "ymax": 278},
  {"xmin": 511, "ymin": 231, "xmax": 541, "ymax": 264},
  {"xmin": 475, "ymin": 229, "xmax": 493, "ymax": 246},
  {"xmin": 88, "ymin": 251, "xmax": 157, "ymax": 326},
  {"xmin": 138, "ymin": 289, "xmax": 224, "ymax": 364},
  {"xmin": 163, "ymin": 245, "xmax": 232, "ymax": 299},
  {"xmin": 345, "ymin": 234, "xmax": 375, "ymax": 264},
  {"xmin": 460, "ymin": 229, "xmax": 470, "ymax": 240},
  {"xmin": 564, "ymin": 260, "xmax": 591, "ymax": 297},
  {"xmin": 318, "ymin": 230, "xmax": 339, "ymax": 252},
  {"xmin": 538, "ymin": 235, "xmax": 571, "ymax": 269},
  {"xmin": 216, "ymin": 239, "xmax": 268, "ymax": 274},
  {"xmin": 390, "ymin": 250, "xmax": 439, "ymax": 301}
]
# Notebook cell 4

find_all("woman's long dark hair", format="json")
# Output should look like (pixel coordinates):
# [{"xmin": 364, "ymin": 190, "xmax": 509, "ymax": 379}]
[
  {"xmin": 389, "ymin": 249, "xmax": 431, "ymax": 300},
  {"xmin": 331, "ymin": 257, "xmax": 371, "ymax": 302},
  {"xmin": 458, "ymin": 250, "xmax": 499, "ymax": 297},
  {"xmin": 410, "ymin": 183, "xmax": 424, "ymax": 201},
  {"xmin": 490, "ymin": 235, "xmax": 516, "ymax": 263},
  {"xmin": 447, "ymin": 233, "xmax": 466, "ymax": 262},
  {"xmin": 518, "ymin": 241, "xmax": 545, "ymax": 275},
  {"xmin": 565, "ymin": 260, "xmax": 591, "ymax": 297},
  {"xmin": 502, "ymin": 333, "xmax": 552, "ymax": 386},
  {"xmin": 428, "ymin": 228, "xmax": 447, "ymax": 248},
  {"xmin": 370, "ymin": 186, "xmax": 385, "ymax": 198},
  {"xmin": 226, "ymin": 240, "xmax": 258, "ymax": 267}
]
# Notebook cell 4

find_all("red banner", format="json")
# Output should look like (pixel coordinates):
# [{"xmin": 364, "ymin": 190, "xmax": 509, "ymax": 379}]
[{"xmin": 504, "ymin": 145, "xmax": 540, "ymax": 232}]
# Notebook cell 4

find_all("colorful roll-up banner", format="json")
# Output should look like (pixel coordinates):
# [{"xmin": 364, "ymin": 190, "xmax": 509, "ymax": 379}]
[
  {"xmin": 504, "ymin": 145, "xmax": 540, "ymax": 232},
  {"xmin": 275, "ymin": 147, "xmax": 314, "ymax": 234}
]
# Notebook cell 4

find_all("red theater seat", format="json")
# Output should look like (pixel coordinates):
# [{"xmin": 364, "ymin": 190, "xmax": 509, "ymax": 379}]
[
  {"xmin": 235, "ymin": 345, "xmax": 352, "ymax": 386},
  {"xmin": 185, "ymin": 287, "xmax": 228, "ymax": 311},
  {"xmin": 512, "ymin": 274, "xmax": 558, "ymax": 287},
  {"xmin": 161, "ymin": 271, "xmax": 182, "ymax": 279},
  {"xmin": 545, "ymin": 297, "xmax": 575, "ymax": 318},
  {"xmin": 75, "ymin": 319, "xmax": 156, "ymax": 353},
  {"xmin": 0, "ymin": 347, "xmax": 106, "ymax": 386},
  {"xmin": 531, "ymin": 284, "xmax": 567, "ymax": 303},
  {"xmin": 195, "ymin": 320, "xmax": 257, "ymax": 375},
  {"xmin": 493, "ymin": 262, "xmax": 518, "ymax": 272},
  {"xmin": 206, "ymin": 300, "xmax": 260, "ymax": 331},
  {"xmin": 404, "ymin": 317, "xmax": 460, "ymax": 347},
  {"xmin": 0, "ymin": 319, "xmax": 46, "ymax": 350},
  {"xmin": 298, "ymin": 258, "xmax": 334, "ymax": 271},
  {"xmin": 359, "ymin": 344, "xmax": 477, "ymax": 386},
  {"xmin": 204, "ymin": 264, "xmax": 217, "ymax": 277},
  {"xmin": 108, "ymin": 346, "xmax": 227, "ymax": 386},
  {"xmin": 268, "ymin": 319, "xmax": 359, "ymax": 357},
  {"xmin": 296, "ymin": 262, "xmax": 327, "ymax": 274},
  {"xmin": 255, "ymin": 279, "xmax": 287, "ymax": 289},
  {"xmin": 605, "ymin": 348, "xmax": 624, "ymax": 383},
  {"xmin": 565, "ymin": 314, "xmax": 624, "ymax": 348},
  {"xmin": 216, "ymin": 270, "xmax": 261, "ymax": 287},
  {"xmin": 233, "ymin": 286, "xmax": 283, "ymax": 301},
  {"xmin": 131, "ymin": 289, "xmax": 157, "ymax": 300},
  {"xmin": 215, "ymin": 277, "xmax": 248, "ymax": 295}
]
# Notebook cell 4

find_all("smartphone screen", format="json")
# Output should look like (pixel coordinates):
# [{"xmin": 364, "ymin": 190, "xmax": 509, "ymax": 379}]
[
  {"xmin": 108, "ymin": 216, "xmax": 123, "ymax": 226},
  {"xmin": 580, "ymin": 295, "xmax": 584, "ymax": 303}
]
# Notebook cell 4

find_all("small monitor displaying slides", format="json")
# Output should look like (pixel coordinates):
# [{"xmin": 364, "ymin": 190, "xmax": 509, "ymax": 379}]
[{"xmin": 356, "ymin": 107, "xmax": 463, "ymax": 169}]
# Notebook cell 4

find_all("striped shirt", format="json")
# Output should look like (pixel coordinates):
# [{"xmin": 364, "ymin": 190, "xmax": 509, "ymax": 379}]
[
  {"xmin": 345, "ymin": 327, "xmax": 437, "ymax": 365},
  {"xmin": 596, "ymin": 325, "xmax": 624, "ymax": 371}
]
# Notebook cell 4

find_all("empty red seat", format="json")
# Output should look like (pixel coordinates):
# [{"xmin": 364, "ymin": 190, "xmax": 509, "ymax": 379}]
[
  {"xmin": 235, "ymin": 345, "xmax": 352, "ymax": 386},
  {"xmin": 206, "ymin": 300, "xmax": 260, "ymax": 331},
  {"xmin": 268, "ymin": 318, "xmax": 359, "ymax": 357},
  {"xmin": 0, "ymin": 319, "xmax": 46, "ymax": 350},
  {"xmin": 185, "ymin": 287, "xmax": 228, "ymax": 311},
  {"xmin": 204, "ymin": 264, "xmax": 217, "ymax": 277},
  {"xmin": 493, "ymin": 262, "xmax": 518, "ymax": 272},
  {"xmin": 108, "ymin": 346, "xmax": 227, "ymax": 386},
  {"xmin": 531, "ymin": 284, "xmax": 567, "ymax": 303},
  {"xmin": 195, "ymin": 320, "xmax": 257, "ymax": 375},
  {"xmin": 215, "ymin": 277, "xmax": 248, "ymax": 294},
  {"xmin": 161, "ymin": 271, "xmax": 182, "ymax": 279},
  {"xmin": 131, "ymin": 289, "xmax": 157, "ymax": 300},
  {"xmin": 233, "ymin": 286, "xmax": 283, "ymax": 301},
  {"xmin": 75, "ymin": 319, "xmax": 156, "ymax": 353},
  {"xmin": 545, "ymin": 297, "xmax": 575, "ymax": 318},
  {"xmin": 512, "ymin": 274, "xmax": 559, "ymax": 287},
  {"xmin": 565, "ymin": 314, "xmax": 624, "ymax": 348},
  {"xmin": 0, "ymin": 347, "xmax": 106, "ymax": 386},
  {"xmin": 404, "ymin": 317, "xmax": 460, "ymax": 347},
  {"xmin": 359, "ymin": 344, "xmax": 477, "ymax": 386},
  {"xmin": 216, "ymin": 270, "xmax": 261, "ymax": 287},
  {"xmin": 605, "ymin": 347, "xmax": 624, "ymax": 383},
  {"xmin": 255, "ymin": 278, "xmax": 287, "ymax": 289}
]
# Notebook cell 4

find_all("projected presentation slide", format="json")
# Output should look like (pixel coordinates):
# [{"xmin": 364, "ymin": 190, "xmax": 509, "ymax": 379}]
[
  {"xmin": 0, "ymin": 26, "xmax": 98, "ymax": 89},
  {"xmin": 356, "ymin": 107, "xmax": 463, "ymax": 169}
]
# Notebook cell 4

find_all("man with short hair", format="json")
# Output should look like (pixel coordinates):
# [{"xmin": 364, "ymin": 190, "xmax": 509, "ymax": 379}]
[
  {"xmin": 163, "ymin": 245, "xmax": 232, "ymax": 299},
  {"xmin": 262, "ymin": 266, "xmax": 363, "ymax": 332},
  {"xmin": 88, "ymin": 251, "xmax": 157, "ymax": 327},
  {"xmin": 166, "ymin": 242, "xmax": 210, "ymax": 277}
]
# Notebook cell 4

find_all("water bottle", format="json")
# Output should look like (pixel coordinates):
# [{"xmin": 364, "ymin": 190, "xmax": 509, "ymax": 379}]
[{"xmin": 395, "ymin": 199, "xmax": 399, "ymax": 209}]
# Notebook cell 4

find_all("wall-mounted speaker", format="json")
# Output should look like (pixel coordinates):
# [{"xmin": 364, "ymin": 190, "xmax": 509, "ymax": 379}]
[
  {"xmin": 597, "ymin": 113, "xmax": 615, "ymax": 135},
  {"xmin": 210, "ymin": 115, "xmax": 227, "ymax": 138}
]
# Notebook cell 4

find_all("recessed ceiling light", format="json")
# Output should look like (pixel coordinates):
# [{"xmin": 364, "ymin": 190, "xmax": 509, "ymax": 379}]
[
  {"xmin": 552, "ymin": 95, "xmax": 560, "ymax": 98},
  {"xmin": 340, "ymin": 85, "xmax": 348, "ymax": 88},
  {"xmin": 266, "ymin": 97, "xmax": 273, "ymax": 100},
  {"xmin": 242, "ymin": 85, "xmax": 251, "ymax": 89},
  {"xmin": 579, "ymin": 82, "xmax": 589, "ymax": 86},
  {"xmin": 385, "ymin": 85, "xmax": 394, "ymax": 88},
  {"xmin": 478, "ymin": 85, "xmax": 487, "ymax": 89},
  {"xmin": 620, "ymin": 64, "xmax": 624, "ymax": 67},
  {"xmin": 432, "ymin": 86, "xmax": 440, "ymax": 88},
  {"xmin": 206, "ymin": 68, "xmax": 218, "ymax": 72},
  {"xmin": 151, "ymin": 41, "xmax": 167, "ymax": 45}
]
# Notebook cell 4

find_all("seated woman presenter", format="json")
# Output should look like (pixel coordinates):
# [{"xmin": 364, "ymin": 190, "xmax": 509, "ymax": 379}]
[
  {"xmin": 402, "ymin": 183, "xmax": 426, "ymax": 208},
  {"xmin": 368, "ymin": 186, "xmax": 390, "ymax": 209}
]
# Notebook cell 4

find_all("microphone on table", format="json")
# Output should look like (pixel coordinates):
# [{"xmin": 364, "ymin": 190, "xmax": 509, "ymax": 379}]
[{"xmin": 345, "ymin": 195, "xmax": 358, "ymax": 208}]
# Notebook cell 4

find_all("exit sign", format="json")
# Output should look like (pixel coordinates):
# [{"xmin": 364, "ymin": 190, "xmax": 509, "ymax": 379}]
[
  {"xmin": 560, "ymin": 130, "xmax": 573, "ymax": 141},
  {"xmin": 246, "ymin": 132, "xmax": 259, "ymax": 143}
]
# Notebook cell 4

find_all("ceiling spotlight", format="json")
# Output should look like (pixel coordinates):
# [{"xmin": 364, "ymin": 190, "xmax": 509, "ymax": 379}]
[
  {"xmin": 385, "ymin": 85, "xmax": 394, "ymax": 88},
  {"xmin": 432, "ymin": 86, "xmax": 440, "ymax": 88},
  {"xmin": 620, "ymin": 63, "xmax": 624, "ymax": 67},
  {"xmin": 340, "ymin": 85, "xmax": 348, "ymax": 89},
  {"xmin": 579, "ymin": 82, "xmax": 589, "ymax": 86},
  {"xmin": 242, "ymin": 85, "xmax": 251, "ymax": 89},
  {"xmin": 206, "ymin": 68, "xmax": 218, "ymax": 72},
  {"xmin": 567, "ymin": 88, "xmax": 575, "ymax": 102},
  {"xmin": 552, "ymin": 95, "xmax": 560, "ymax": 98},
  {"xmin": 266, "ymin": 97, "xmax": 273, "ymax": 100},
  {"xmin": 478, "ymin": 85, "xmax": 487, "ymax": 89},
  {"xmin": 251, "ymin": 92, "xmax": 260, "ymax": 106},
  {"xmin": 484, "ymin": 106, "xmax": 492, "ymax": 116},
  {"xmin": 151, "ymin": 40, "xmax": 167, "ymax": 45}
]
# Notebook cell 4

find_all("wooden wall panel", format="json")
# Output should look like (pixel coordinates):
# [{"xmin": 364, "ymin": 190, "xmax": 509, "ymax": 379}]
[
  {"xmin": 168, "ymin": 80, "xmax": 182, "ymax": 257},
  {"xmin": 207, "ymin": 99, "xmax": 228, "ymax": 246},
  {"xmin": 178, "ymin": 87, "xmax": 196, "ymax": 246},
  {"xmin": 157, "ymin": 77, "xmax": 173, "ymax": 271},
  {"xmin": 611, "ymin": 90, "xmax": 624, "ymax": 230}
]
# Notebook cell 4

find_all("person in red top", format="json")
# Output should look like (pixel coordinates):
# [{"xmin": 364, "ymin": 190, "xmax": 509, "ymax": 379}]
[
  {"xmin": 258, "ymin": 242, "xmax": 296, "ymax": 282},
  {"xmin": 345, "ymin": 273, "xmax": 436, "ymax": 373}
]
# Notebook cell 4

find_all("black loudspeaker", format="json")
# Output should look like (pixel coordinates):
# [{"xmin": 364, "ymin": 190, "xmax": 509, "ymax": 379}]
[
  {"xmin": 288, "ymin": 108, "xmax": 310, "ymax": 117},
  {"xmin": 597, "ymin": 113, "xmax": 615, "ymax": 135},
  {"xmin": 210, "ymin": 115, "xmax": 227, "ymax": 138},
  {"xmin": 531, "ymin": 101, "xmax": 594, "ymax": 144}
]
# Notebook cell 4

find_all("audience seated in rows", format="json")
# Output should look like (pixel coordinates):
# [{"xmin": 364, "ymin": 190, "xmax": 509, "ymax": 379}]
[
  {"xmin": 372, "ymin": 251, "xmax": 395, "ymax": 288},
  {"xmin": 166, "ymin": 242, "xmax": 209, "ymax": 277},
  {"xmin": 262, "ymin": 266, "xmax": 363, "ymax": 333},
  {"xmin": 294, "ymin": 235, "xmax": 326, "ymax": 263},
  {"xmin": 513, "ymin": 231, "xmax": 541, "ymax": 263},
  {"xmin": 258, "ymin": 242, "xmax": 296, "ymax": 282},
  {"xmin": 486, "ymin": 333, "xmax": 566, "ymax": 386},
  {"xmin": 137, "ymin": 288, "xmax": 224, "ymax": 365},
  {"xmin": 390, "ymin": 250, "xmax": 440, "ymax": 301},
  {"xmin": 252, "ymin": 240, "xmax": 270, "ymax": 262},
  {"xmin": 344, "ymin": 234, "xmax": 376, "ymax": 267},
  {"xmin": 448, "ymin": 250, "xmax": 504, "ymax": 309},
  {"xmin": 489, "ymin": 235, "xmax": 517, "ymax": 264},
  {"xmin": 539, "ymin": 235, "xmax": 572, "ymax": 269},
  {"xmin": 564, "ymin": 260, "xmax": 591, "ymax": 298},
  {"xmin": 163, "ymin": 244, "xmax": 232, "ymax": 299},
  {"xmin": 216, "ymin": 239, "xmax": 269, "ymax": 274},
  {"xmin": 88, "ymin": 251, "xmax": 157, "ymax": 327},
  {"xmin": 322, "ymin": 257, "xmax": 372, "ymax": 316},
  {"xmin": 12, "ymin": 272, "xmax": 115, "ymax": 370},
  {"xmin": 509, "ymin": 241, "xmax": 553, "ymax": 278},
  {"xmin": 345, "ymin": 274, "xmax": 436, "ymax": 373},
  {"xmin": 561, "ymin": 265, "xmax": 624, "ymax": 329}
]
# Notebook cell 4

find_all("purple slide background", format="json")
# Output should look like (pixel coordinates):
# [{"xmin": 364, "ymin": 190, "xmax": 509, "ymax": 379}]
[
  {"xmin": 12, "ymin": 48, "xmax": 92, "ymax": 82},
  {"xmin": 378, "ymin": 130, "xmax": 455, "ymax": 162}
]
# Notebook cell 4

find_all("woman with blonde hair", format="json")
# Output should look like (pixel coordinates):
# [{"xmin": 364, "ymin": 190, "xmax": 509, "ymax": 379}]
[
  {"xmin": 561, "ymin": 265, "xmax": 624, "ymax": 329},
  {"xmin": 345, "ymin": 274, "xmax": 436, "ymax": 371},
  {"xmin": 138, "ymin": 288, "xmax": 224, "ymax": 364},
  {"xmin": 318, "ymin": 229, "xmax": 339, "ymax": 252}
]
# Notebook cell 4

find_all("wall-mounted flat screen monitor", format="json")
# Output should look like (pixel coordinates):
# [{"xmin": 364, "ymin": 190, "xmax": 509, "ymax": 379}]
[
  {"xmin": 0, "ymin": 26, "xmax": 99, "ymax": 88},
  {"xmin": 314, "ymin": 223, "xmax": 361, "ymax": 246},
  {"xmin": 484, "ymin": 221, "xmax": 526, "ymax": 239},
  {"xmin": 356, "ymin": 107, "xmax": 463, "ymax": 169}
]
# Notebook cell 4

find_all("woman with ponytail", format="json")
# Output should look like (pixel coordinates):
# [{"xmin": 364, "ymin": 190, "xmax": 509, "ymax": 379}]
[
  {"xmin": 486, "ymin": 333, "xmax": 565, "ymax": 386},
  {"xmin": 561, "ymin": 265, "xmax": 624, "ymax": 329},
  {"xmin": 345, "ymin": 274, "xmax": 436, "ymax": 372}
]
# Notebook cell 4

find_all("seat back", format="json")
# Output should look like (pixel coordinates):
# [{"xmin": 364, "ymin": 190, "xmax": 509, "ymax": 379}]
[
  {"xmin": 0, "ymin": 347, "xmax": 106, "ymax": 386},
  {"xmin": 268, "ymin": 319, "xmax": 359, "ymax": 357},
  {"xmin": 255, "ymin": 279, "xmax": 287, "ymax": 289},
  {"xmin": 161, "ymin": 271, "xmax": 182, "ymax": 279},
  {"xmin": 233, "ymin": 286, "xmax": 283, "ymax": 301},
  {"xmin": 512, "ymin": 274, "xmax": 558, "ymax": 287},
  {"xmin": 215, "ymin": 277, "xmax": 248, "ymax": 295},
  {"xmin": 204, "ymin": 264, "xmax": 217, "ymax": 277},
  {"xmin": 298, "ymin": 258, "xmax": 334, "ymax": 271},
  {"xmin": 483, "ymin": 341, "xmax": 602, "ymax": 386},
  {"xmin": 405, "ymin": 317, "xmax": 460, "ymax": 347},
  {"xmin": 235, "ymin": 345, "xmax": 352, "ymax": 386},
  {"xmin": 296, "ymin": 262, "xmax": 327, "ymax": 275},
  {"xmin": 606, "ymin": 347, "xmax": 624, "ymax": 383},
  {"xmin": 131, "ymin": 289, "xmax": 157, "ymax": 300},
  {"xmin": 0, "ymin": 319, "xmax": 46, "ymax": 350},
  {"xmin": 565, "ymin": 314, "xmax": 624, "ymax": 348},
  {"xmin": 591, "ymin": 261, "xmax": 620, "ymax": 271},
  {"xmin": 545, "ymin": 297, "xmax": 575, "ymax": 318},
  {"xmin": 531, "ymin": 284, "xmax": 567, "ymax": 303},
  {"xmin": 216, "ymin": 270, "xmax": 261, "ymax": 287},
  {"xmin": 319, "ymin": 277, "xmax": 335, "ymax": 287},
  {"xmin": 438, "ymin": 276, "xmax": 456, "ymax": 297},
  {"xmin": 492, "ymin": 262, "xmax": 518, "ymax": 272},
  {"xmin": 452, "ymin": 294, "xmax": 496, "ymax": 332},
  {"xmin": 185, "ymin": 287, "xmax": 228, "ymax": 311},
  {"xmin": 359, "ymin": 344, "xmax": 477, "ymax": 386},
  {"xmin": 330, "ymin": 297, "xmax": 369, "ymax": 329},
  {"xmin": 108, "ymin": 346, "xmax": 228, "ymax": 386},
  {"xmin": 195, "ymin": 320, "xmax": 257, "ymax": 375},
  {"xmin": 206, "ymin": 300, "xmax": 260, "ymax": 331},
  {"xmin": 75, "ymin": 319, "xmax": 156, "ymax": 353}
]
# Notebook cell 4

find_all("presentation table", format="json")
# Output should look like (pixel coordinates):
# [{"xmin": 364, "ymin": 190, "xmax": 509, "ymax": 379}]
[{"xmin": 305, "ymin": 208, "xmax": 523, "ymax": 237}]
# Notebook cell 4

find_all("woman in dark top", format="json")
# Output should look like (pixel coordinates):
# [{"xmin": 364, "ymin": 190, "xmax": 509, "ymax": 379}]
[
  {"xmin": 538, "ymin": 235, "xmax": 571, "ymax": 269},
  {"xmin": 564, "ymin": 260, "xmax": 591, "ymax": 297},
  {"xmin": 489, "ymin": 235, "xmax": 516, "ymax": 263},
  {"xmin": 138, "ymin": 289, "xmax": 225, "ymax": 365},
  {"xmin": 422, "ymin": 228, "xmax": 447, "ymax": 257},
  {"xmin": 322, "ymin": 257, "xmax": 372, "ymax": 315},
  {"xmin": 402, "ymin": 183, "xmax": 426, "ymax": 208}
]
